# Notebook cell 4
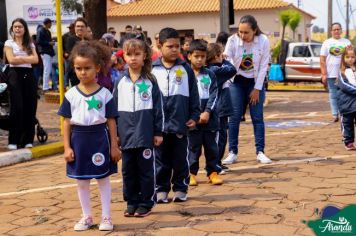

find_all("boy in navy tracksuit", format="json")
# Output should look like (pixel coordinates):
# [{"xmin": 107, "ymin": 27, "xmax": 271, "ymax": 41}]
[
  {"xmin": 206, "ymin": 43, "xmax": 237, "ymax": 173},
  {"xmin": 113, "ymin": 38, "xmax": 163, "ymax": 217},
  {"xmin": 152, "ymin": 28, "xmax": 200, "ymax": 203},
  {"xmin": 187, "ymin": 40, "xmax": 223, "ymax": 186}
]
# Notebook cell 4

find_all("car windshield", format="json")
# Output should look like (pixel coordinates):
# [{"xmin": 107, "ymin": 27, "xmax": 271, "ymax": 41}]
[{"xmin": 310, "ymin": 45, "xmax": 321, "ymax": 57}]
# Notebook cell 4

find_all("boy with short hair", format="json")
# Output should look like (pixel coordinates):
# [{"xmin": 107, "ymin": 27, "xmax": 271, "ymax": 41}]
[
  {"xmin": 187, "ymin": 39, "xmax": 223, "ymax": 186},
  {"xmin": 206, "ymin": 43, "xmax": 237, "ymax": 173},
  {"xmin": 152, "ymin": 28, "xmax": 200, "ymax": 203}
]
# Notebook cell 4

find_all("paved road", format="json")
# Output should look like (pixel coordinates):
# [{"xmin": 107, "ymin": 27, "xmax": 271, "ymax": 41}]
[{"xmin": 1, "ymin": 91, "xmax": 356, "ymax": 236}]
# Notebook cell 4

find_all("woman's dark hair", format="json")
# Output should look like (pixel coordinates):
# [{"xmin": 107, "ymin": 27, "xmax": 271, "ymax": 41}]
[
  {"xmin": 331, "ymin": 22, "xmax": 342, "ymax": 29},
  {"xmin": 216, "ymin": 31, "xmax": 230, "ymax": 47},
  {"xmin": 239, "ymin": 15, "xmax": 262, "ymax": 36},
  {"xmin": 9, "ymin": 18, "xmax": 33, "ymax": 55},
  {"xmin": 123, "ymin": 39, "xmax": 154, "ymax": 82},
  {"xmin": 69, "ymin": 40, "xmax": 112, "ymax": 74}
]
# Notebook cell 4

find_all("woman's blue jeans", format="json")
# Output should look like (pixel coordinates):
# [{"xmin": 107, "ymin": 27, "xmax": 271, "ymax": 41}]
[
  {"xmin": 327, "ymin": 77, "xmax": 339, "ymax": 117},
  {"xmin": 228, "ymin": 76, "xmax": 265, "ymax": 155}
]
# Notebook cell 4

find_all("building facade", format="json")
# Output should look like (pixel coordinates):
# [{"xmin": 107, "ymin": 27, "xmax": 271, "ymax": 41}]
[{"xmin": 107, "ymin": 0, "xmax": 315, "ymax": 47}]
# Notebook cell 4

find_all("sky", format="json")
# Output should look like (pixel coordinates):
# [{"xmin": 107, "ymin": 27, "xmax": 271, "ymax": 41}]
[{"xmin": 284, "ymin": 0, "xmax": 356, "ymax": 31}]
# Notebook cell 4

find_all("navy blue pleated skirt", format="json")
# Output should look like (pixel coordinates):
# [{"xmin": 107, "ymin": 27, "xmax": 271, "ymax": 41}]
[{"xmin": 67, "ymin": 123, "xmax": 117, "ymax": 179}]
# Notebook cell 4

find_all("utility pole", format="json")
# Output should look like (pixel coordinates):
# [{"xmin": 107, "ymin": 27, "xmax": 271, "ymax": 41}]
[
  {"xmin": 327, "ymin": 0, "xmax": 332, "ymax": 38},
  {"xmin": 346, "ymin": 0, "xmax": 350, "ymax": 39},
  {"xmin": 220, "ymin": 0, "xmax": 229, "ymax": 33}
]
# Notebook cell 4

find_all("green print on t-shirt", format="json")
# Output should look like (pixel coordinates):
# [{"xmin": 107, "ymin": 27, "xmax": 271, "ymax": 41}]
[
  {"xmin": 240, "ymin": 51, "xmax": 254, "ymax": 71},
  {"xmin": 329, "ymin": 45, "xmax": 345, "ymax": 56}
]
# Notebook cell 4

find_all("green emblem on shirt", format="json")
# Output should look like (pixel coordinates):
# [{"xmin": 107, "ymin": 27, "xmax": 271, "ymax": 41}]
[
  {"xmin": 136, "ymin": 80, "xmax": 150, "ymax": 93},
  {"xmin": 86, "ymin": 96, "xmax": 102, "ymax": 110}
]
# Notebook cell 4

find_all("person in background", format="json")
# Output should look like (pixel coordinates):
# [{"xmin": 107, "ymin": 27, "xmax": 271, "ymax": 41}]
[
  {"xmin": 119, "ymin": 25, "xmax": 133, "ymax": 47},
  {"xmin": 108, "ymin": 27, "xmax": 120, "ymax": 49},
  {"xmin": 4, "ymin": 18, "xmax": 39, "ymax": 150},
  {"xmin": 65, "ymin": 17, "xmax": 88, "ymax": 87},
  {"xmin": 31, "ymin": 34, "xmax": 43, "ymax": 87},
  {"xmin": 216, "ymin": 31, "xmax": 230, "ymax": 47},
  {"xmin": 62, "ymin": 22, "xmax": 75, "ymax": 88},
  {"xmin": 51, "ymin": 37, "xmax": 59, "ymax": 91},
  {"xmin": 151, "ymin": 33, "xmax": 162, "ymax": 61},
  {"xmin": 36, "ymin": 18, "xmax": 55, "ymax": 92},
  {"xmin": 85, "ymin": 26, "xmax": 93, "ymax": 40},
  {"xmin": 207, "ymin": 42, "xmax": 237, "ymax": 174},
  {"xmin": 222, "ymin": 15, "xmax": 272, "ymax": 165},
  {"xmin": 133, "ymin": 25, "xmax": 146, "ymax": 42},
  {"xmin": 320, "ymin": 22, "xmax": 351, "ymax": 122}
]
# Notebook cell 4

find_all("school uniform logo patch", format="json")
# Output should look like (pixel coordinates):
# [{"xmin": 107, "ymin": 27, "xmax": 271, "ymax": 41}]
[
  {"xmin": 143, "ymin": 149, "xmax": 152, "ymax": 159},
  {"xmin": 200, "ymin": 75, "xmax": 211, "ymax": 90},
  {"xmin": 92, "ymin": 153, "xmax": 105, "ymax": 166},
  {"xmin": 174, "ymin": 68, "xmax": 185, "ymax": 85},
  {"xmin": 137, "ymin": 80, "xmax": 151, "ymax": 101},
  {"xmin": 86, "ymin": 96, "xmax": 103, "ymax": 111}
]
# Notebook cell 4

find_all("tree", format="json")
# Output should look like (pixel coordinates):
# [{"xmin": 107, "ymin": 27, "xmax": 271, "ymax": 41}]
[
  {"xmin": 279, "ymin": 10, "xmax": 292, "ymax": 43},
  {"xmin": 288, "ymin": 11, "xmax": 301, "ymax": 40},
  {"xmin": 312, "ymin": 25, "xmax": 320, "ymax": 34},
  {"xmin": 57, "ymin": 0, "xmax": 107, "ymax": 40}
]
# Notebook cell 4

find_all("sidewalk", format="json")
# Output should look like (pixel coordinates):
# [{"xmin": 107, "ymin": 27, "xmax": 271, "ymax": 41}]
[{"xmin": 0, "ymin": 97, "xmax": 62, "ymax": 166}]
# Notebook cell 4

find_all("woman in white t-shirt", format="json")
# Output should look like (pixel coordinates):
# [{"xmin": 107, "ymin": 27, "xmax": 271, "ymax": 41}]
[
  {"xmin": 4, "ymin": 18, "xmax": 39, "ymax": 150},
  {"xmin": 320, "ymin": 23, "xmax": 351, "ymax": 122},
  {"xmin": 222, "ymin": 15, "xmax": 272, "ymax": 165}
]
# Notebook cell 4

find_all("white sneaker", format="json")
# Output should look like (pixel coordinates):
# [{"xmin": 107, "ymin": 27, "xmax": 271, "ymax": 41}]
[
  {"xmin": 156, "ymin": 192, "xmax": 169, "ymax": 203},
  {"xmin": 7, "ymin": 144, "xmax": 17, "ymax": 150},
  {"xmin": 24, "ymin": 143, "xmax": 33, "ymax": 148},
  {"xmin": 173, "ymin": 191, "xmax": 187, "ymax": 202},
  {"xmin": 99, "ymin": 217, "xmax": 113, "ymax": 231},
  {"xmin": 222, "ymin": 152, "xmax": 237, "ymax": 165},
  {"xmin": 257, "ymin": 152, "xmax": 272, "ymax": 164},
  {"xmin": 74, "ymin": 216, "xmax": 93, "ymax": 231}
]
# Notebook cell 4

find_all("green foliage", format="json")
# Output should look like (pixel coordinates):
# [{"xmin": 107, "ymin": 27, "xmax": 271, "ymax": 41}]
[
  {"xmin": 279, "ymin": 10, "xmax": 292, "ymax": 28},
  {"xmin": 53, "ymin": 0, "xmax": 83, "ymax": 13},
  {"xmin": 271, "ymin": 41, "xmax": 281, "ymax": 63},
  {"xmin": 351, "ymin": 36, "xmax": 356, "ymax": 46},
  {"xmin": 288, "ymin": 11, "xmax": 301, "ymax": 32}
]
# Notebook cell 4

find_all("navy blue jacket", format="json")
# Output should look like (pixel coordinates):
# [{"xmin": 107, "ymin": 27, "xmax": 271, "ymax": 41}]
[
  {"xmin": 113, "ymin": 70, "xmax": 163, "ymax": 150},
  {"xmin": 336, "ymin": 68, "xmax": 356, "ymax": 115},
  {"xmin": 152, "ymin": 58, "xmax": 201, "ymax": 135},
  {"xmin": 207, "ymin": 59, "xmax": 237, "ymax": 117},
  {"xmin": 36, "ymin": 26, "xmax": 55, "ymax": 56},
  {"xmin": 194, "ymin": 67, "xmax": 219, "ymax": 131}
]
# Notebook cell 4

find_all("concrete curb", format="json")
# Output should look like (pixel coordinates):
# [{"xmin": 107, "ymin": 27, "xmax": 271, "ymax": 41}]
[
  {"xmin": 0, "ymin": 142, "xmax": 63, "ymax": 167},
  {"xmin": 268, "ymin": 84, "xmax": 326, "ymax": 91}
]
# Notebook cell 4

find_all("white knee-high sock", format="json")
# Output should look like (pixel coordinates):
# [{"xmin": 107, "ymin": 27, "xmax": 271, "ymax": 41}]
[
  {"xmin": 76, "ymin": 179, "xmax": 92, "ymax": 217},
  {"xmin": 97, "ymin": 177, "xmax": 111, "ymax": 218}
]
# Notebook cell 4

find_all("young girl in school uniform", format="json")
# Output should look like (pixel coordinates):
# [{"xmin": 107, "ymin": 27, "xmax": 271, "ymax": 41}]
[
  {"xmin": 337, "ymin": 46, "xmax": 356, "ymax": 150},
  {"xmin": 58, "ymin": 40, "xmax": 121, "ymax": 231},
  {"xmin": 113, "ymin": 39, "xmax": 163, "ymax": 217}
]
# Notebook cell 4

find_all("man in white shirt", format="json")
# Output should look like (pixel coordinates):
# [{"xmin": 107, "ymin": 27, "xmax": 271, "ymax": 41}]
[{"xmin": 320, "ymin": 23, "xmax": 351, "ymax": 122}]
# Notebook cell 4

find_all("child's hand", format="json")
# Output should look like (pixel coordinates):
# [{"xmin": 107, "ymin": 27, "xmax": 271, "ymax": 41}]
[
  {"xmin": 199, "ymin": 112, "xmax": 210, "ymax": 124},
  {"xmin": 64, "ymin": 148, "xmax": 74, "ymax": 162},
  {"xmin": 154, "ymin": 136, "xmax": 163, "ymax": 146},
  {"xmin": 111, "ymin": 145, "xmax": 121, "ymax": 163},
  {"xmin": 186, "ymin": 119, "xmax": 196, "ymax": 129}
]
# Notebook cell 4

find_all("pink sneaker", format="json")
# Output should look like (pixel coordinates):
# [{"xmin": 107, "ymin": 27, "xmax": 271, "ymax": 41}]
[
  {"xmin": 345, "ymin": 143, "xmax": 356, "ymax": 151},
  {"xmin": 74, "ymin": 216, "xmax": 93, "ymax": 231},
  {"xmin": 99, "ymin": 216, "xmax": 113, "ymax": 231}
]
